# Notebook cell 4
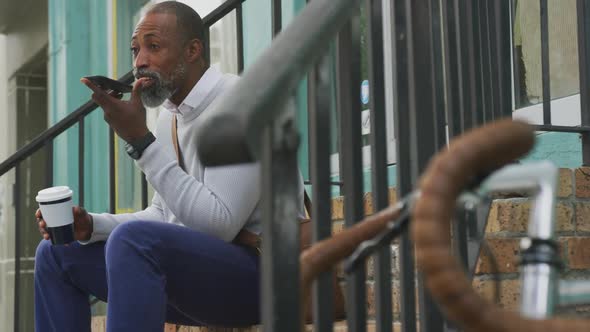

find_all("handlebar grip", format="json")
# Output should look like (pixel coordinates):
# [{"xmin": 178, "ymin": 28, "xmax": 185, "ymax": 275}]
[{"xmin": 412, "ymin": 119, "xmax": 588, "ymax": 332}]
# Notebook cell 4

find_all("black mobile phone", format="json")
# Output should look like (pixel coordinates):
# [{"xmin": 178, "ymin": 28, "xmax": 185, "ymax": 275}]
[{"xmin": 83, "ymin": 75, "xmax": 133, "ymax": 93}]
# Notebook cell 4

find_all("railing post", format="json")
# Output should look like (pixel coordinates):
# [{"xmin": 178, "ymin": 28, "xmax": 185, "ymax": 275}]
[
  {"xmin": 478, "ymin": 0, "xmax": 493, "ymax": 124},
  {"xmin": 366, "ymin": 1, "xmax": 392, "ymax": 332},
  {"xmin": 470, "ymin": 0, "xmax": 484, "ymax": 128},
  {"xmin": 391, "ymin": 0, "xmax": 417, "ymax": 331},
  {"xmin": 406, "ymin": 0, "xmax": 446, "ymax": 330},
  {"xmin": 540, "ymin": 0, "xmax": 552, "ymax": 125},
  {"xmin": 204, "ymin": 28, "xmax": 211, "ymax": 65},
  {"xmin": 109, "ymin": 129, "xmax": 116, "ymax": 214},
  {"xmin": 272, "ymin": 0, "xmax": 282, "ymax": 36},
  {"xmin": 46, "ymin": 140, "xmax": 54, "ymax": 188},
  {"xmin": 260, "ymin": 96, "xmax": 301, "ymax": 332},
  {"xmin": 13, "ymin": 164, "xmax": 21, "ymax": 332},
  {"xmin": 309, "ymin": 53, "xmax": 334, "ymax": 331},
  {"xmin": 141, "ymin": 174, "xmax": 148, "ymax": 210},
  {"xmin": 458, "ymin": 0, "xmax": 480, "ymax": 130},
  {"xmin": 577, "ymin": 0, "xmax": 590, "ymax": 165},
  {"xmin": 236, "ymin": 3, "xmax": 245, "ymax": 73},
  {"xmin": 429, "ymin": 0, "xmax": 447, "ymax": 149},
  {"xmin": 497, "ymin": 0, "xmax": 512, "ymax": 119},
  {"xmin": 78, "ymin": 119, "xmax": 85, "ymax": 207},
  {"xmin": 337, "ymin": 14, "xmax": 367, "ymax": 332},
  {"xmin": 443, "ymin": 0, "xmax": 463, "ymax": 137}
]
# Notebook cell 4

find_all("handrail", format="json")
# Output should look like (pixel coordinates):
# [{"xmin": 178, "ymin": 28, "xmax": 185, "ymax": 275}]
[
  {"xmin": 196, "ymin": 0, "xmax": 362, "ymax": 166},
  {"xmin": 203, "ymin": 0, "xmax": 246, "ymax": 26},
  {"xmin": 0, "ymin": 71, "xmax": 134, "ymax": 177},
  {"xmin": 0, "ymin": 0, "xmax": 246, "ymax": 178}
]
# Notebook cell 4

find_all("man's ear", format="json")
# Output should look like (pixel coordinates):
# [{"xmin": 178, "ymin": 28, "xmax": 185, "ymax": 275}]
[{"xmin": 185, "ymin": 39, "xmax": 204, "ymax": 63}]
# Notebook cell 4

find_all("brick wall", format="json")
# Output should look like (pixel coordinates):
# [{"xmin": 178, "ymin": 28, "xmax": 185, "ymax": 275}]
[
  {"xmin": 473, "ymin": 167, "xmax": 590, "ymax": 317},
  {"xmin": 91, "ymin": 168, "xmax": 590, "ymax": 331}
]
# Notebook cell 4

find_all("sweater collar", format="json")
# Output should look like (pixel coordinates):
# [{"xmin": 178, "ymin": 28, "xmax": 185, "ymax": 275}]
[{"xmin": 162, "ymin": 67, "xmax": 224, "ymax": 117}]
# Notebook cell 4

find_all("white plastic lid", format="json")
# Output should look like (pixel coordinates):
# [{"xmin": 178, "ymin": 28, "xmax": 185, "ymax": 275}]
[{"xmin": 36, "ymin": 186, "xmax": 73, "ymax": 203}]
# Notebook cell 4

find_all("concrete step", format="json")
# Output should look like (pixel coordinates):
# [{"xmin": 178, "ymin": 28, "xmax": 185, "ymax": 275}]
[{"xmin": 91, "ymin": 317, "xmax": 403, "ymax": 332}]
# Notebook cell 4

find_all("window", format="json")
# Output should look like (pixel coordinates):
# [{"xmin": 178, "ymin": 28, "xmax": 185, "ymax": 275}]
[
  {"xmin": 512, "ymin": 0, "xmax": 582, "ymax": 126},
  {"xmin": 329, "ymin": 1, "xmax": 397, "ymax": 179}
]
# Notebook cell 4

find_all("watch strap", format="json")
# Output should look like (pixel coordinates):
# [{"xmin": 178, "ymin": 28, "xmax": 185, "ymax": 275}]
[{"xmin": 126, "ymin": 131, "xmax": 156, "ymax": 159}]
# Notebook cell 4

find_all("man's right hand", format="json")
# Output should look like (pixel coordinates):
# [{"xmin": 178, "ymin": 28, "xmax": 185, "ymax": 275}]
[{"xmin": 37, "ymin": 206, "xmax": 94, "ymax": 242}]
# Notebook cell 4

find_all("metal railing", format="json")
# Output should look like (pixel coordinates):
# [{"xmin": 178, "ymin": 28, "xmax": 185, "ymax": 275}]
[
  {"xmin": 0, "ymin": 1, "xmax": 247, "ymax": 330},
  {"xmin": 196, "ymin": 1, "xmax": 412, "ymax": 331},
  {"xmin": 197, "ymin": 1, "xmax": 590, "ymax": 332}
]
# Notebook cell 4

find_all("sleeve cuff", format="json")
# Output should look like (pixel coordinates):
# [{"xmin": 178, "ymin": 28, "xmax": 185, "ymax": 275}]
[
  {"xmin": 78, "ymin": 213, "xmax": 118, "ymax": 245},
  {"xmin": 136, "ymin": 140, "xmax": 177, "ymax": 177}
]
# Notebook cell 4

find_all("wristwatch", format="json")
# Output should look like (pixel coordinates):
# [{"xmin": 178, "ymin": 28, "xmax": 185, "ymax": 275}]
[{"xmin": 125, "ymin": 132, "xmax": 156, "ymax": 160}]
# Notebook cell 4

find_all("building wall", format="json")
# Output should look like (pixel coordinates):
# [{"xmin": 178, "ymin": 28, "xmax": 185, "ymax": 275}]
[
  {"xmin": 515, "ymin": 0, "xmax": 579, "ymax": 103},
  {"xmin": 4, "ymin": 2, "xmax": 48, "ymax": 79},
  {"xmin": 0, "ymin": 2, "xmax": 48, "ymax": 330},
  {"xmin": 49, "ymin": 0, "xmax": 111, "ymax": 212},
  {"xmin": 0, "ymin": 32, "xmax": 16, "ymax": 332}
]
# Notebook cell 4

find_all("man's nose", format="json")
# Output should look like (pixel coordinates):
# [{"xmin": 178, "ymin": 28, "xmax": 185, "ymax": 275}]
[{"xmin": 133, "ymin": 51, "xmax": 149, "ymax": 69}]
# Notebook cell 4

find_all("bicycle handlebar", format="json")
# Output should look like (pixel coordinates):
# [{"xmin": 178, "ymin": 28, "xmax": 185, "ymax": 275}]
[
  {"xmin": 299, "ymin": 200, "xmax": 405, "ymax": 326},
  {"xmin": 412, "ymin": 119, "xmax": 588, "ymax": 332}
]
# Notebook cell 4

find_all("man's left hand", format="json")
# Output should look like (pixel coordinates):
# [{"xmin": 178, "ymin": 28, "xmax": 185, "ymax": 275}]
[{"xmin": 80, "ymin": 77, "xmax": 151, "ymax": 143}]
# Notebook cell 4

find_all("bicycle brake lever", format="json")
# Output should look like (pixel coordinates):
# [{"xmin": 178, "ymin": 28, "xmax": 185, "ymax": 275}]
[{"xmin": 344, "ymin": 196, "xmax": 413, "ymax": 274}]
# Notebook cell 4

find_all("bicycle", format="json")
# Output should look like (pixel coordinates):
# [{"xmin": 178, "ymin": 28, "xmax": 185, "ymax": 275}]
[{"xmin": 300, "ymin": 119, "xmax": 589, "ymax": 331}]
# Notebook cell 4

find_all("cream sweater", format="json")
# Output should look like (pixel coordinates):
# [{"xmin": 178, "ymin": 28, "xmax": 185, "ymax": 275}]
[{"xmin": 84, "ymin": 67, "xmax": 305, "ymax": 244}]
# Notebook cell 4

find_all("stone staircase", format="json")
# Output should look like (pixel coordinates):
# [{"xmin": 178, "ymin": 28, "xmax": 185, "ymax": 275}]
[{"xmin": 90, "ymin": 317, "xmax": 403, "ymax": 332}]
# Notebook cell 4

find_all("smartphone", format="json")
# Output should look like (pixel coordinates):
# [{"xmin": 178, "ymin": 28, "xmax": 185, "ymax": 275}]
[{"xmin": 83, "ymin": 75, "xmax": 133, "ymax": 94}]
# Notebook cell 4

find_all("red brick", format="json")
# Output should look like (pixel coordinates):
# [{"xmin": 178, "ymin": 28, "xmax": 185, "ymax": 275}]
[
  {"xmin": 332, "ymin": 188, "xmax": 397, "ymax": 222},
  {"xmin": 388, "ymin": 187, "xmax": 397, "ymax": 205},
  {"xmin": 362, "ymin": 189, "xmax": 399, "ymax": 216},
  {"xmin": 332, "ymin": 196, "xmax": 344, "ymax": 221},
  {"xmin": 366, "ymin": 281, "xmax": 401, "ymax": 317},
  {"xmin": 576, "ymin": 167, "xmax": 590, "ymax": 198},
  {"xmin": 91, "ymin": 316, "xmax": 105, "ymax": 332},
  {"xmin": 364, "ymin": 192, "xmax": 374, "ymax": 216},
  {"xmin": 566, "ymin": 237, "xmax": 590, "ymax": 269},
  {"xmin": 475, "ymin": 238, "xmax": 521, "ymax": 274},
  {"xmin": 485, "ymin": 200, "xmax": 530, "ymax": 233},
  {"xmin": 558, "ymin": 168, "xmax": 573, "ymax": 198},
  {"xmin": 558, "ymin": 237, "xmax": 568, "ymax": 263},
  {"xmin": 366, "ymin": 246, "xmax": 399, "ymax": 280},
  {"xmin": 332, "ymin": 220, "xmax": 345, "ymax": 235},
  {"xmin": 332, "ymin": 321, "xmax": 402, "ymax": 332},
  {"xmin": 178, "ymin": 327, "xmax": 200, "ymax": 332},
  {"xmin": 556, "ymin": 202, "xmax": 574, "ymax": 232},
  {"xmin": 576, "ymin": 202, "xmax": 590, "ymax": 233},
  {"xmin": 191, "ymin": 327, "xmax": 259, "ymax": 332},
  {"xmin": 472, "ymin": 278, "xmax": 520, "ymax": 311}
]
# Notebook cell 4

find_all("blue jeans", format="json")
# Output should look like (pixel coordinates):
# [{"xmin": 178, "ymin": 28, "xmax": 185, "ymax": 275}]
[{"xmin": 34, "ymin": 221, "xmax": 260, "ymax": 332}]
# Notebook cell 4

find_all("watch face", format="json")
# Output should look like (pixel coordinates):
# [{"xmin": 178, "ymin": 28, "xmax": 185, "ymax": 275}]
[
  {"xmin": 124, "ymin": 132, "xmax": 155, "ymax": 160},
  {"xmin": 125, "ymin": 142, "xmax": 140, "ymax": 159}
]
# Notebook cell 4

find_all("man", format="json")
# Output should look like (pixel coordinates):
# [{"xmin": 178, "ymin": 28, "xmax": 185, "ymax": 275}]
[{"xmin": 34, "ymin": 2, "xmax": 304, "ymax": 331}]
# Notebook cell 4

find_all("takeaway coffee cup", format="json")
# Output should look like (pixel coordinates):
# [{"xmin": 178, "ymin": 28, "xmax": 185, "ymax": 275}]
[{"xmin": 36, "ymin": 186, "xmax": 75, "ymax": 245}]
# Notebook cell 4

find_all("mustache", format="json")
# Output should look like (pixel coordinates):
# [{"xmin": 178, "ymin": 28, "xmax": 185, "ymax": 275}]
[{"xmin": 133, "ymin": 68, "xmax": 160, "ymax": 80}]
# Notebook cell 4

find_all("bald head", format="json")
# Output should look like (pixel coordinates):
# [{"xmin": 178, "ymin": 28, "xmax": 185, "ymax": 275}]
[
  {"xmin": 131, "ymin": 1, "xmax": 210, "ymax": 107},
  {"xmin": 147, "ymin": 1, "xmax": 206, "ymax": 48}
]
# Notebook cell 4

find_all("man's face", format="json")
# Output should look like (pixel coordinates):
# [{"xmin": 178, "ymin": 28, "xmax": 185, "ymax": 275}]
[{"xmin": 131, "ymin": 13, "xmax": 187, "ymax": 107}]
